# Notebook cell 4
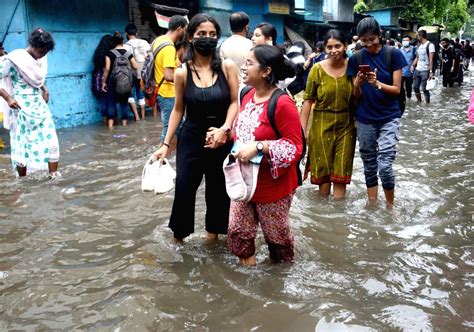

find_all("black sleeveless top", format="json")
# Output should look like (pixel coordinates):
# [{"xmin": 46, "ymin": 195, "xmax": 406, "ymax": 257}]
[{"xmin": 183, "ymin": 62, "xmax": 230, "ymax": 131}]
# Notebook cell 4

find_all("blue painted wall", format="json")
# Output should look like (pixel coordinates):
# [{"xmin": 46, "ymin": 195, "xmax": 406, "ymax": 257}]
[
  {"xmin": 1, "ymin": 0, "xmax": 28, "ymax": 58},
  {"xmin": 303, "ymin": 0, "xmax": 324, "ymax": 22},
  {"xmin": 366, "ymin": 9, "xmax": 393, "ymax": 27},
  {"xmin": 2, "ymin": 0, "xmax": 129, "ymax": 128},
  {"xmin": 231, "ymin": 0, "xmax": 286, "ymax": 45}
]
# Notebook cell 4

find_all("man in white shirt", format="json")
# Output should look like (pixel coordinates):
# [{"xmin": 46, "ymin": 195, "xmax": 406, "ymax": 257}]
[
  {"xmin": 125, "ymin": 23, "xmax": 150, "ymax": 119},
  {"xmin": 411, "ymin": 29, "xmax": 435, "ymax": 103},
  {"xmin": 219, "ymin": 11, "xmax": 252, "ymax": 82}
]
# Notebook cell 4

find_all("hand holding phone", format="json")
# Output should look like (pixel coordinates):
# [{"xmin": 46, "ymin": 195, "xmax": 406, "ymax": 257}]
[{"xmin": 358, "ymin": 65, "xmax": 371, "ymax": 74}]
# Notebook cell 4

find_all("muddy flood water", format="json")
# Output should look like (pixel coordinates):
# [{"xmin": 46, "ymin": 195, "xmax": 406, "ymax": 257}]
[{"xmin": 0, "ymin": 72, "xmax": 473, "ymax": 331}]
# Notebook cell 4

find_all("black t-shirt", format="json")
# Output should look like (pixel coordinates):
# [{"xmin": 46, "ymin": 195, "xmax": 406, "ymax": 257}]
[
  {"xmin": 106, "ymin": 48, "xmax": 133, "ymax": 69},
  {"xmin": 441, "ymin": 47, "xmax": 455, "ymax": 66},
  {"xmin": 463, "ymin": 45, "xmax": 472, "ymax": 58}
]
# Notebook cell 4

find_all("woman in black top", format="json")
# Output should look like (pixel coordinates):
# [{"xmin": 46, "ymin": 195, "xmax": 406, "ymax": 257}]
[
  {"xmin": 153, "ymin": 14, "xmax": 239, "ymax": 242},
  {"xmin": 92, "ymin": 34, "xmax": 112, "ymax": 124},
  {"xmin": 101, "ymin": 33, "xmax": 138, "ymax": 128}
]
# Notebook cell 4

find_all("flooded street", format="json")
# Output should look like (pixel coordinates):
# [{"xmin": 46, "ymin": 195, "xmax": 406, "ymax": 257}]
[{"xmin": 0, "ymin": 74, "xmax": 473, "ymax": 330}]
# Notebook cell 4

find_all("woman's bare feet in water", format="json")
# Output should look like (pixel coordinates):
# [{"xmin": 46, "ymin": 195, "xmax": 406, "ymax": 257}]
[
  {"xmin": 172, "ymin": 236, "xmax": 184, "ymax": 244},
  {"xmin": 205, "ymin": 232, "xmax": 218, "ymax": 242},
  {"xmin": 240, "ymin": 255, "xmax": 256, "ymax": 266}
]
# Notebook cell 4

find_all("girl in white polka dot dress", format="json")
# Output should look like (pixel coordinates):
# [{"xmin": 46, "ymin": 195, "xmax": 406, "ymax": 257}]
[{"xmin": 0, "ymin": 28, "xmax": 59, "ymax": 177}]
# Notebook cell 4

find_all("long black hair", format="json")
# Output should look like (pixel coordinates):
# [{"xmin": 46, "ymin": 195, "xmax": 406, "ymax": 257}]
[
  {"xmin": 184, "ymin": 13, "xmax": 221, "ymax": 73},
  {"xmin": 253, "ymin": 45, "xmax": 295, "ymax": 85},
  {"xmin": 28, "ymin": 27, "xmax": 55, "ymax": 52},
  {"xmin": 93, "ymin": 34, "xmax": 112, "ymax": 69}
]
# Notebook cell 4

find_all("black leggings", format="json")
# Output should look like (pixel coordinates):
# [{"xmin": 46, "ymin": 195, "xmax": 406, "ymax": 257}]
[
  {"xmin": 402, "ymin": 76, "xmax": 413, "ymax": 98},
  {"xmin": 169, "ymin": 126, "xmax": 232, "ymax": 239}
]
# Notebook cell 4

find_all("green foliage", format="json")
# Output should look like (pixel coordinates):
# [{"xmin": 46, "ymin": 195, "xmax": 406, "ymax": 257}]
[
  {"xmin": 368, "ymin": 0, "xmax": 469, "ymax": 35},
  {"xmin": 464, "ymin": 4, "xmax": 474, "ymax": 39},
  {"xmin": 445, "ymin": 0, "xmax": 469, "ymax": 33},
  {"xmin": 354, "ymin": 1, "xmax": 368, "ymax": 13}
]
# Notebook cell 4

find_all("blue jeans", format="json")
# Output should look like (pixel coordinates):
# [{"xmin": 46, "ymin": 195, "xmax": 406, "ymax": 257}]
[
  {"xmin": 357, "ymin": 118, "xmax": 400, "ymax": 190},
  {"xmin": 106, "ymin": 90, "xmax": 130, "ymax": 120},
  {"xmin": 98, "ymin": 96, "xmax": 108, "ymax": 117},
  {"xmin": 128, "ymin": 79, "xmax": 145, "ymax": 106},
  {"xmin": 413, "ymin": 69, "xmax": 429, "ymax": 98},
  {"xmin": 158, "ymin": 95, "xmax": 176, "ymax": 142}
]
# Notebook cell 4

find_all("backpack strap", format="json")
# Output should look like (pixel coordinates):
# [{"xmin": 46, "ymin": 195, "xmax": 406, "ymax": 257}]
[
  {"xmin": 356, "ymin": 46, "xmax": 393, "ymax": 72},
  {"xmin": 150, "ymin": 41, "xmax": 173, "ymax": 87},
  {"xmin": 244, "ymin": 87, "xmax": 305, "ymax": 186},
  {"xmin": 123, "ymin": 49, "xmax": 132, "ymax": 59},
  {"xmin": 239, "ymin": 86, "xmax": 286, "ymax": 136},
  {"xmin": 354, "ymin": 49, "xmax": 363, "ymax": 66},
  {"xmin": 266, "ymin": 88, "xmax": 307, "ymax": 185},
  {"xmin": 267, "ymin": 88, "xmax": 286, "ymax": 137},
  {"xmin": 239, "ymin": 85, "xmax": 253, "ymax": 104},
  {"xmin": 151, "ymin": 40, "xmax": 173, "ymax": 58},
  {"xmin": 425, "ymin": 42, "xmax": 431, "ymax": 58},
  {"xmin": 384, "ymin": 45, "xmax": 393, "ymax": 72},
  {"xmin": 110, "ymin": 49, "xmax": 120, "ymax": 57}
]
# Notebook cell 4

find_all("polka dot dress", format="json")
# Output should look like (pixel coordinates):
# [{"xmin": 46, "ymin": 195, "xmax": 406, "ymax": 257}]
[{"xmin": 0, "ymin": 59, "xmax": 59, "ymax": 174}]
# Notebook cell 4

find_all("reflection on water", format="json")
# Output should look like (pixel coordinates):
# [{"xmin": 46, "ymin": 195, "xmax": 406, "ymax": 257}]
[{"xmin": 0, "ymin": 74, "xmax": 473, "ymax": 330}]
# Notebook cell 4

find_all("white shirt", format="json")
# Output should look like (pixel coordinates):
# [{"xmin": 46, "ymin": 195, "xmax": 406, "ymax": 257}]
[
  {"xmin": 416, "ymin": 41, "xmax": 435, "ymax": 71},
  {"xmin": 219, "ymin": 34, "xmax": 252, "ymax": 80},
  {"xmin": 125, "ymin": 38, "xmax": 151, "ymax": 79}
]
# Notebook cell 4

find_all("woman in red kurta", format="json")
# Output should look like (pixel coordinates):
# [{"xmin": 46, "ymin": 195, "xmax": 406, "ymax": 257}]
[{"xmin": 228, "ymin": 45, "xmax": 304, "ymax": 265}]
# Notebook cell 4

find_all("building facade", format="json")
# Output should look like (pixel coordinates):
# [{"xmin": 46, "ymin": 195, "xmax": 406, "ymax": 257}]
[
  {"xmin": 1, "ymin": 0, "xmax": 129, "ymax": 129},
  {"xmin": 1, "ymin": 0, "xmax": 357, "ymax": 129}
]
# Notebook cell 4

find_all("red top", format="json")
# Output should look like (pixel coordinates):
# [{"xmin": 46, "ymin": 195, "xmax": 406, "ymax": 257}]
[{"xmin": 234, "ymin": 88, "xmax": 304, "ymax": 204}]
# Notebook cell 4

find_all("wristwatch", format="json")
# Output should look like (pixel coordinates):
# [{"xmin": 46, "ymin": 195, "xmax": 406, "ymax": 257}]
[{"xmin": 256, "ymin": 141, "xmax": 264, "ymax": 155}]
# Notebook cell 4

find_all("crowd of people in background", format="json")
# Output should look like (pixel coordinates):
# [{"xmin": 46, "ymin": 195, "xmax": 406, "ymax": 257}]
[{"xmin": 1, "ymin": 10, "xmax": 473, "ymax": 265}]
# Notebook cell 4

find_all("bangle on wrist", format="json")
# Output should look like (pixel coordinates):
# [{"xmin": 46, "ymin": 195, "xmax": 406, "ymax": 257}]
[
  {"xmin": 162, "ymin": 142, "xmax": 170, "ymax": 148},
  {"xmin": 220, "ymin": 125, "xmax": 231, "ymax": 135}
]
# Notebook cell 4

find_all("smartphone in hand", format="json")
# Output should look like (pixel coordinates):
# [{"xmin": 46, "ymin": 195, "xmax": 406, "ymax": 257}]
[{"xmin": 358, "ymin": 65, "xmax": 371, "ymax": 74}]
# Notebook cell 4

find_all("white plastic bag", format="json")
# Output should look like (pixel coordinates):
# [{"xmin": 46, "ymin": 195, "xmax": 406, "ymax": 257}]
[
  {"xmin": 141, "ymin": 156, "xmax": 161, "ymax": 192},
  {"xmin": 426, "ymin": 77, "xmax": 438, "ymax": 91},
  {"xmin": 154, "ymin": 158, "xmax": 176, "ymax": 194},
  {"xmin": 141, "ymin": 157, "xmax": 176, "ymax": 193}
]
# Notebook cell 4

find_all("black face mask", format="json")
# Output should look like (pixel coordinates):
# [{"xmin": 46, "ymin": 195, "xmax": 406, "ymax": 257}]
[{"xmin": 193, "ymin": 37, "xmax": 218, "ymax": 56}]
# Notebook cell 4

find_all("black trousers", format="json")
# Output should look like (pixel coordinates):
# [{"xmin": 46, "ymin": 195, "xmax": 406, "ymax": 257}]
[
  {"xmin": 402, "ymin": 76, "xmax": 413, "ymax": 98},
  {"xmin": 442, "ymin": 70, "xmax": 454, "ymax": 87},
  {"xmin": 169, "ymin": 125, "xmax": 232, "ymax": 239}
]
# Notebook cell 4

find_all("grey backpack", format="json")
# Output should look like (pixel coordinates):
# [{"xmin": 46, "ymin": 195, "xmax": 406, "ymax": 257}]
[{"xmin": 110, "ymin": 49, "xmax": 133, "ymax": 95}]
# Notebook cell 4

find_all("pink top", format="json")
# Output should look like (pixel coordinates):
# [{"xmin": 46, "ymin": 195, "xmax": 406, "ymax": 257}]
[
  {"xmin": 468, "ymin": 89, "xmax": 474, "ymax": 125},
  {"xmin": 234, "ymin": 88, "xmax": 304, "ymax": 203}
]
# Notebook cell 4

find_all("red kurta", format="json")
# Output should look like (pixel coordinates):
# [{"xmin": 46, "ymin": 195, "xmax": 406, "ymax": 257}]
[{"xmin": 234, "ymin": 88, "xmax": 303, "ymax": 204}]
